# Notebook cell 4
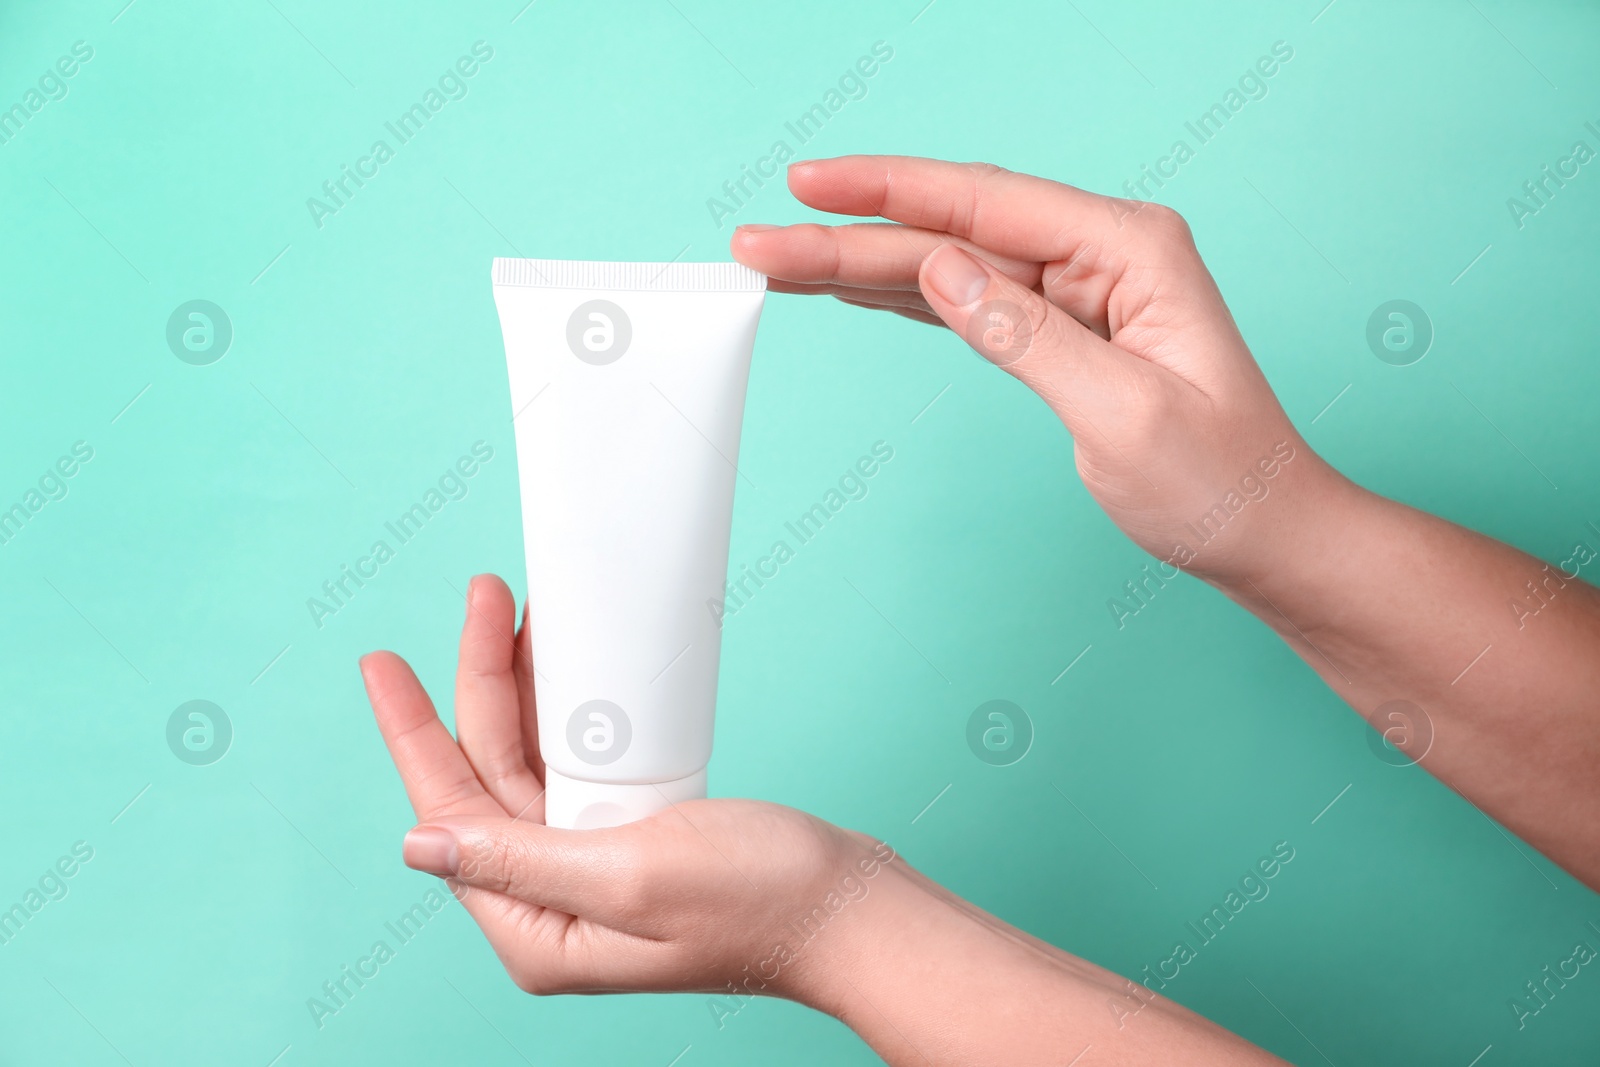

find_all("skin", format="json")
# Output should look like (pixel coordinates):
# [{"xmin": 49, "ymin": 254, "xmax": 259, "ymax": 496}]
[
  {"xmin": 731, "ymin": 156, "xmax": 1600, "ymax": 891},
  {"xmin": 361, "ymin": 155, "xmax": 1600, "ymax": 1062},
  {"xmin": 362, "ymin": 575, "xmax": 1283, "ymax": 1064}
]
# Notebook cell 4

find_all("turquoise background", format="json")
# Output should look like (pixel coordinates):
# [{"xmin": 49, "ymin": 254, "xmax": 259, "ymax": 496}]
[{"xmin": 2, "ymin": 0, "xmax": 1598, "ymax": 1063}]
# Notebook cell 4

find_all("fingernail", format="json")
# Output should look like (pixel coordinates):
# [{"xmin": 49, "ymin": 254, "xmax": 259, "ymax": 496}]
[
  {"xmin": 403, "ymin": 826, "xmax": 460, "ymax": 877},
  {"xmin": 736, "ymin": 223, "xmax": 778, "ymax": 234},
  {"xmin": 925, "ymin": 244, "xmax": 990, "ymax": 307}
]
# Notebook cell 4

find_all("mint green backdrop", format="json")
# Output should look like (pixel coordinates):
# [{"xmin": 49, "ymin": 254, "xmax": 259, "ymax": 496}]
[{"xmin": 2, "ymin": 0, "xmax": 1597, "ymax": 1063}]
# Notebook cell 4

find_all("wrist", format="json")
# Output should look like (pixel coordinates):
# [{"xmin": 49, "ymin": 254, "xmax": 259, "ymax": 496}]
[
  {"xmin": 1194, "ymin": 442, "xmax": 1371, "ymax": 593},
  {"xmin": 1201, "ymin": 451, "xmax": 1398, "ymax": 669},
  {"xmin": 772, "ymin": 843, "xmax": 935, "ymax": 1014},
  {"xmin": 780, "ymin": 852, "xmax": 1085, "ymax": 1050}
]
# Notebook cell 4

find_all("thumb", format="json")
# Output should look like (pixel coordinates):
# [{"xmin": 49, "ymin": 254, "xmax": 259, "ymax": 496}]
[
  {"xmin": 402, "ymin": 816, "xmax": 644, "ymax": 924},
  {"xmin": 918, "ymin": 242, "xmax": 1155, "ymax": 438}
]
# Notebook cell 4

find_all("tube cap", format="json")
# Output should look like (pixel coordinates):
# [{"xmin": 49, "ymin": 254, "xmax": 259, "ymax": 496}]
[{"xmin": 543, "ymin": 766, "xmax": 707, "ymax": 830}]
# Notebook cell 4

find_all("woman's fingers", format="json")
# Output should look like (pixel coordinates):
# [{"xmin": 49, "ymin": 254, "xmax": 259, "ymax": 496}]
[
  {"xmin": 361, "ymin": 651, "xmax": 504, "ymax": 821},
  {"xmin": 455, "ymin": 575, "xmax": 545, "ymax": 820},
  {"xmin": 760, "ymin": 275, "xmax": 949, "ymax": 324},
  {"xmin": 917, "ymin": 242, "xmax": 1161, "ymax": 440},
  {"xmin": 785, "ymin": 155, "xmax": 1137, "ymax": 266},
  {"xmin": 766, "ymin": 279, "xmax": 938, "ymax": 311},
  {"xmin": 402, "ymin": 815, "xmax": 665, "ymax": 935},
  {"xmin": 403, "ymin": 814, "xmax": 689, "ymax": 994},
  {"xmin": 732, "ymin": 221, "xmax": 1037, "ymax": 292},
  {"xmin": 835, "ymin": 297, "xmax": 946, "ymax": 327}
]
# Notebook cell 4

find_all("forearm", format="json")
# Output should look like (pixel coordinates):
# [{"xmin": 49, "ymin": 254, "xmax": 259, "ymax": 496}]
[
  {"xmin": 1216, "ymin": 469, "xmax": 1600, "ymax": 888},
  {"xmin": 791, "ymin": 862, "xmax": 1285, "ymax": 1066}
]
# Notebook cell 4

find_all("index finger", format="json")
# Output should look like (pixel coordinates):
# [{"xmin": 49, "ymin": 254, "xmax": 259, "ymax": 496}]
[
  {"xmin": 731, "ymin": 221, "xmax": 1038, "ymax": 292},
  {"xmin": 361, "ymin": 651, "xmax": 505, "ymax": 822},
  {"xmin": 786, "ymin": 155, "xmax": 1136, "ymax": 264}
]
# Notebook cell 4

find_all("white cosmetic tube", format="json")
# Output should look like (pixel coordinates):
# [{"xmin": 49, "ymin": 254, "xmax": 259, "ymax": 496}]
[{"xmin": 492, "ymin": 259, "xmax": 766, "ymax": 829}]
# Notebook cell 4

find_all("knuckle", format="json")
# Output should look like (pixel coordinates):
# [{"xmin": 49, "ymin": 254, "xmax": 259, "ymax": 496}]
[
  {"xmin": 506, "ymin": 963, "xmax": 552, "ymax": 996},
  {"xmin": 1140, "ymin": 201, "xmax": 1181, "ymax": 224},
  {"xmin": 786, "ymin": 221, "xmax": 833, "ymax": 245},
  {"xmin": 460, "ymin": 657, "xmax": 506, "ymax": 683},
  {"xmin": 956, "ymin": 162, "xmax": 1011, "ymax": 234},
  {"xmin": 1140, "ymin": 203, "xmax": 1196, "ymax": 248},
  {"xmin": 963, "ymin": 291, "xmax": 1044, "ymax": 370},
  {"xmin": 1032, "ymin": 300, "xmax": 1077, "ymax": 354},
  {"xmin": 458, "ymin": 833, "xmax": 518, "ymax": 894},
  {"xmin": 468, "ymin": 737, "xmax": 528, "ymax": 782}
]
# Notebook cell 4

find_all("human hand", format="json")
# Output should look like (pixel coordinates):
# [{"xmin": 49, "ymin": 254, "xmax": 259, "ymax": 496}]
[
  {"xmin": 731, "ymin": 155, "xmax": 1349, "ymax": 583},
  {"xmin": 359, "ymin": 574, "xmax": 900, "ymax": 1000},
  {"xmin": 359, "ymin": 574, "xmax": 1289, "ymax": 1064}
]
